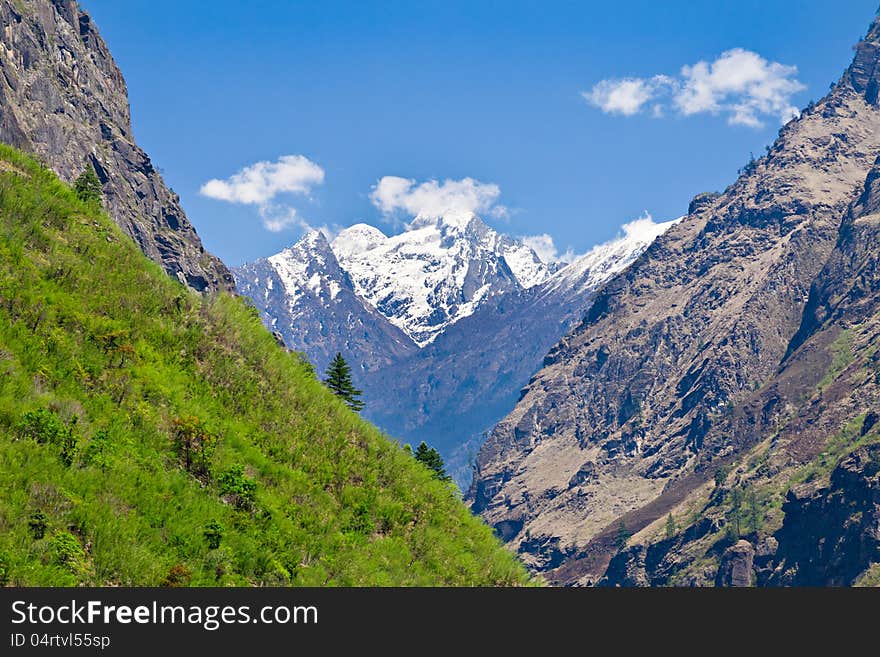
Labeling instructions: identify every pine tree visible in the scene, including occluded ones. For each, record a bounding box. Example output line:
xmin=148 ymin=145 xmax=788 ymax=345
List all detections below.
xmin=74 ymin=165 xmax=102 ymax=205
xmin=665 ymin=513 xmax=676 ymax=540
xmin=414 ymin=441 xmax=450 ymax=481
xmin=323 ymin=352 xmax=364 ymax=412
xmin=615 ymin=521 xmax=631 ymax=552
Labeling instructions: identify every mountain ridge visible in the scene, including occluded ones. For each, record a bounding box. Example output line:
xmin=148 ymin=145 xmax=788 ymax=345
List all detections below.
xmin=470 ymin=12 xmax=880 ymax=584
xmin=0 ymin=0 xmax=232 ymax=292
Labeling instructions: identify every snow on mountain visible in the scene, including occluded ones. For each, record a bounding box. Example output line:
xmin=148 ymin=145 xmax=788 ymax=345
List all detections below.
xmin=544 ymin=215 xmax=682 ymax=297
xmin=234 ymin=211 xmax=677 ymax=487
xmin=330 ymin=223 xmax=388 ymax=259
xmin=266 ymin=230 xmax=345 ymax=306
xmin=232 ymin=230 xmax=416 ymax=374
xmin=332 ymin=210 xmax=554 ymax=346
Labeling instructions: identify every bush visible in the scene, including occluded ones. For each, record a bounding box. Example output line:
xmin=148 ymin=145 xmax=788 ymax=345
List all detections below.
xmin=217 ymin=464 xmax=257 ymax=510
xmin=203 ymin=520 xmax=223 ymax=550
xmin=28 ymin=510 xmax=48 ymax=539
xmin=16 ymin=408 xmax=64 ymax=444
xmin=83 ymin=428 xmax=113 ymax=471
xmin=160 ymin=563 xmax=192 ymax=587
xmin=172 ymin=415 xmax=219 ymax=477
xmin=73 ymin=166 xmax=102 ymax=205
xmin=16 ymin=408 xmax=78 ymax=466
xmin=48 ymin=531 xmax=86 ymax=575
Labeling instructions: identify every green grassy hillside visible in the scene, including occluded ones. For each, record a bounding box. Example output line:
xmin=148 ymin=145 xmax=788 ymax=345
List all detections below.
xmin=0 ymin=145 xmax=529 ymax=586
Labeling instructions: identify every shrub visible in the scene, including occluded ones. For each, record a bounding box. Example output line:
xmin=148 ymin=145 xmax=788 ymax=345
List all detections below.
xmin=203 ymin=520 xmax=223 ymax=550
xmin=218 ymin=464 xmax=257 ymax=510
xmin=83 ymin=428 xmax=113 ymax=471
xmin=160 ymin=563 xmax=192 ymax=587
xmin=16 ymin=408 xmax=78 ymax=466
xmin=172 ymin=415 xmax=219 ymax=477
xmin=28 ymin=510 xmax=48 ymax=539
xmin=16 ymin=408 xmax=64 ymax=444
xmin=73 ymin=166 xmax=102 ymax=205
xmin=48 ymin=531 xmax=86 ymax=575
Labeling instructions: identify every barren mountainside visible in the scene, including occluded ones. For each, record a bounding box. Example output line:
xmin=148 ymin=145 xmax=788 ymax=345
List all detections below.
xmin=471 ymin=14 xmax=880 ymax=585
xmin=0 ymin=0 xmax=232 ymax=292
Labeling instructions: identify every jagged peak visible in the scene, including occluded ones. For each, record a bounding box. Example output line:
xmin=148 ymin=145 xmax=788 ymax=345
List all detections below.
xmin=332 ymin=223 xmax=387 ymax=259
xmin=409 ymin=210 xmax=480 ymax=232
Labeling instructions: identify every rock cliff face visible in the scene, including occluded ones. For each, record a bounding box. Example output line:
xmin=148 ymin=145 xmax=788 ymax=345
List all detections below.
xmin=0 ymin=0 xmax=232 ymax=292
xmin=471 ymin=15 xmax=880 ymax=584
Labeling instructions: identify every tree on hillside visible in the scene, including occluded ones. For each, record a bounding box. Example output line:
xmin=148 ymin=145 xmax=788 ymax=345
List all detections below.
xmin=665 ymin=513 xmax=676 ymax=540
xmin=615 ymin=521 xmax=631 ymax=552
xmin=323 ymin=353 xmax=364 ymax=412
xmin=74 ymin=165 xmax=102 ymax=205
xmin=414 ymin=441 xmax=450 ymax=481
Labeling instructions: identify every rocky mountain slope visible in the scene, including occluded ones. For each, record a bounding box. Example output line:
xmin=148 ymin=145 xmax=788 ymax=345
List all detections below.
xmin=0 ymin=0 xmax=232 ymax=292
xmin=471 ymin=14 xmax=880 ymax=585
xmin=235 ymin=213 xmax=674 ymax=485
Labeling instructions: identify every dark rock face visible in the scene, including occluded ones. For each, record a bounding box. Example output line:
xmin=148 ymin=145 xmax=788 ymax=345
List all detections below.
xmin=687 ymin=192 xmax=720 ymax=215
xmin=473 ymin=14 xmax=880 ymax=583
xmin=599 ymin=546 xmax=649 ymax=587
xmin=0 ymin=0 xmax=232 ymax=292
xmin=765 ymin=445 xmax=880 ymax=586
xmin=716 ymin=540 xmax=755 ymax=587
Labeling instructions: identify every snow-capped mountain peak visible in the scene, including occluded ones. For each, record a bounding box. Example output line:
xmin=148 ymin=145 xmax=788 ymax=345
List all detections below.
xmin=266 ymin=229 xmax=345 ymax=304
xmin=332 ymin=211 xmax=554 ymax=345
xmin=546 ymin=216 xmax=681 ymax=296
xmin=331 ymin=223 xmax=388 ymax=259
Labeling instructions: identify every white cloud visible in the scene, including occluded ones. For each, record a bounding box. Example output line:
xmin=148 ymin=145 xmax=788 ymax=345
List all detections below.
xmin=200 ymin=155 xmax=325 ymax=232
xmin=584 ymin=49 xmax=805 ymax=128
xmin=521 ymin=233 xmax=575 ymax=264
xmin=201 ymin=155 xmax=324 ymax=205
xmin=620 ymin=211 xmax=663 ymax=240
xmin=583 ymin=75 xmax=674 ymax=116
xmin=370 ymin=176 xmax=507 ymax=219
xmin=256 ymin=204 xmax=340 ymax=241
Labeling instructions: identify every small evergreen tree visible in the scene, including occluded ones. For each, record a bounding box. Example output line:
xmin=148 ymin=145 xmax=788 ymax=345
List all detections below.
xmin=665 ymin=513 xmax=676 ymax=540
xmin=615 ymin=521 xmax=631 ymax=552
xmin=746 ymin=488 xmax=761 ymax=534
xmin=414 ymin=441 xmax=450 ymax=481
xmin=323 ymin=353 xmax=364 ymax=412
xmin=74 ymin=165 xmax=102 ymax=205
xmin=729 ymin=486 xmax=745 ymax=538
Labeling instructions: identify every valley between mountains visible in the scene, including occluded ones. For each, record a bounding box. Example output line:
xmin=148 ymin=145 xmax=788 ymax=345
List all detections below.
xmin=1 ymin=0 xmax=879 ymax=588
xmin=234 ymin=211 xmax=675 ymax=485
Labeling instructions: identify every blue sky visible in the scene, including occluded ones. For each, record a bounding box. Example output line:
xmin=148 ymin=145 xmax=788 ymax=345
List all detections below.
xmin=81 ymin=0 xmax=878 ymax=266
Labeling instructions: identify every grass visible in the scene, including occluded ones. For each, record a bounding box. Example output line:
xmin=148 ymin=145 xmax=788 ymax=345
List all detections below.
xmin=0 ymin=144 xmax=530 ymax=586
xmin=818 ymin=328 xmax=854 ymax=392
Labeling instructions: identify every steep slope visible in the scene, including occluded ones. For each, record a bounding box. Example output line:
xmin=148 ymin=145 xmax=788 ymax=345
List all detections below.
xmin=233 ymin=231 xmax=416 ymax=375
xmin=0 ymin=0 xmax=232 ymax=292
xmin=471 ymin=16 xmax=880 ymax=583
xmin=334 ymin=212 xmax=554 ymax=346
xmin=601 ymin=141 xmax=880 ymax=587
xmin=0 ymin=145 xmax=529 ymax=586
xmin=361 ymin=217 xmax=677 ymax=485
